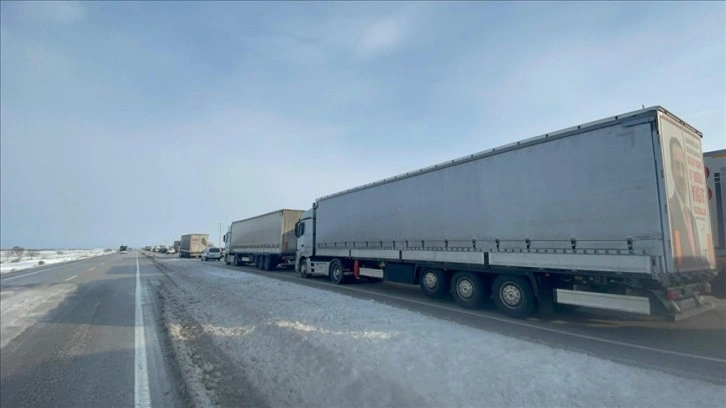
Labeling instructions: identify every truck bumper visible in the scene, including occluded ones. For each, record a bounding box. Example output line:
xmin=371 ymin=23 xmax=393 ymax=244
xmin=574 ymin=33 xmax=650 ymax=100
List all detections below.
xmin=668 ymin=300 xmax=714 ymax=322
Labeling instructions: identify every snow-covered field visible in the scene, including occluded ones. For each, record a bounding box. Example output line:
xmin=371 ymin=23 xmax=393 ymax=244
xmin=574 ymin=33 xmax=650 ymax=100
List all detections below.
xmin=154 ymin=257 xmax=725 ymax=408
xmin=0 ymin=249 xmax=111 ymax=274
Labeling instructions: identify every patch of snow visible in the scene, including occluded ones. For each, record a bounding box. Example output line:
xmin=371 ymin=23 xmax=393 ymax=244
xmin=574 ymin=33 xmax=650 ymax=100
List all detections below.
xmin=0 ymin=249 xmax=110 ymax=274
xmin=0 ymin=283 xmax=77 ymax=348
xmin=155 ymin=258 xmax=726 ymax=408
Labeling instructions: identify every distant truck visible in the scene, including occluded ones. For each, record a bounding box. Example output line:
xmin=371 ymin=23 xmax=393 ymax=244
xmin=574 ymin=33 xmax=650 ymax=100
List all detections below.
xmin=119 ymin=245 xmax=128 ymax=254
xmin=224 ymin=209 xmax=304 ymax=270
xmin=179 ymin=234 xmax=209 ymax=258
xmin=294 ymin=106 xmax=717 ymax=320
xmin=704 ymin=149 xmax=726 ymax=296
xmin=173 ymin=240 xmax=181 ymax=253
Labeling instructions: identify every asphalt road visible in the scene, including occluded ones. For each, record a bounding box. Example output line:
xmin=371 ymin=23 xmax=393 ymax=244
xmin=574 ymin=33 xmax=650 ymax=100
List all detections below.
xmin=160 ymin=254 xmax=726 ymax=386
xmin=0 ymin=251 xmax=186 ymax=408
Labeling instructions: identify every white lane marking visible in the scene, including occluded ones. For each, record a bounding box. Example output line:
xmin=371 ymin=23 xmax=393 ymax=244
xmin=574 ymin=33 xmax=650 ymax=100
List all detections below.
xmin=89 ymin=267 xmax=96 ymax=271
xmin=64 ymin=275 xmax=78 ymax=282
xmin=135 ymin=252 xmax=151 ymax=408
xmin=216 ymin=264 xmax=726 ymax=365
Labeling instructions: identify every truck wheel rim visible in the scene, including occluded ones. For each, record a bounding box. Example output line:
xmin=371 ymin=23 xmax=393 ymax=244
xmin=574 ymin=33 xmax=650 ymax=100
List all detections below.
xmin=423 ymin=272 xmax=438 ymax=290
xmin=300 ymin=263 xmax=308 ymax=277
xmin=457 ymin=279 xmax=474 ymax=299
xmin=501 ymin=284 xmax=522 ymax=307
xmin=333 ymin=266 xmax=341 ymax=281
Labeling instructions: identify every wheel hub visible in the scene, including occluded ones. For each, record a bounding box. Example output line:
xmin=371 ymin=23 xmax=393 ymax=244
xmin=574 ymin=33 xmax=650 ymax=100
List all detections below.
xmin=457 ymin=279 xmax=474 ymax=299
xmin=501 ymin=284 xmax=522 ymax=307
xmin=423 ymin=272 xmax=438 ymax=289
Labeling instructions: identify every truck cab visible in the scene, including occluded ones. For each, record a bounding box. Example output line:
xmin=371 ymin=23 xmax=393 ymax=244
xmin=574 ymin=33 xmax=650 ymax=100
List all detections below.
xmin=223 ymin=227 xmax=232 ymax=264
xmin=294 ymin=209 xmax=315 ymax=266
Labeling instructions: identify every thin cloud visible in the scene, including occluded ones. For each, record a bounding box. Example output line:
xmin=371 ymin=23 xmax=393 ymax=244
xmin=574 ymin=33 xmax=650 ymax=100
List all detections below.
xmin=356 ymin=18 xmax=405 ymax=58
xmin=12 ymin=1 xmax=87 ymax=24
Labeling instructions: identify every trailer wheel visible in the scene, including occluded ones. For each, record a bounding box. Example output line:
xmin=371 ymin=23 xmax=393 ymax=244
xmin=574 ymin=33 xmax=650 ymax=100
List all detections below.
xmin=492 ymin=275 xmax=535 ymax=318
xmin=263 ymin=256 xmax=273 ymax=271
xmin=452 ymin=271 xmax=485 ymax=309
xmin=329 ymin=259 xmax=346 ymax=285
xmin=419 ymin=268 xmax=448 ymax=299
xmin=299 ymin=259 xmax=310 ymax=279
xmin=256 ymin=256 xmax=263 ymax=269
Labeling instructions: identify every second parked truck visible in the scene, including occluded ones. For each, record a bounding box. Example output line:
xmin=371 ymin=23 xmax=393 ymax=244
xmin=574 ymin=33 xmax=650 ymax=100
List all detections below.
xmin=293 ymin=106 xmax=717 ymax=320
xmin=224 ymin=209 xmax=304 ymax=270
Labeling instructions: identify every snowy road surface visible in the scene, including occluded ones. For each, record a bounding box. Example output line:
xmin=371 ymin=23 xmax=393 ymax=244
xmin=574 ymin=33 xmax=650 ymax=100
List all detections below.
xmin=151 ymin=255 xmax=726 ymax=408
xmin=2 ymin=250 xmax=724 ymax=408
xmin=0 ymin=251 xmax=186 ymax=407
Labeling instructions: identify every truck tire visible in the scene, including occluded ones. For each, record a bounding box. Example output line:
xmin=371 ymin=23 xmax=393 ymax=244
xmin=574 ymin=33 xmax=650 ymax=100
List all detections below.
xmin=419 ymin=268 xmax=448 ymax=299
xmin=299 ymin=259 xmax=310 ymax=279
xmin=257 ymin=256 xmax=264 ymax=270
xmin=329 ymin=259 xmax=346 ymax=285
xmin=452 ymin=271 xmax=486 ymax=309
xmin=492 ymin=275 xmax=535 ymax=319
xmin=263 ymin=256 xmax=272 ymax=271
xmin=267 ymin=256 xmax=278 ymax=270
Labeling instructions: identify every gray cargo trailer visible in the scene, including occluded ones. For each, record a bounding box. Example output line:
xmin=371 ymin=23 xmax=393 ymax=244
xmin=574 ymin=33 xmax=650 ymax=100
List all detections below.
xmin=224 ymin=209 xmax=304 ymax=270
xmin=179 ymin=234 xmax=208 ymax=258
xmin=295 ymin=106 xmax=717 ymax=320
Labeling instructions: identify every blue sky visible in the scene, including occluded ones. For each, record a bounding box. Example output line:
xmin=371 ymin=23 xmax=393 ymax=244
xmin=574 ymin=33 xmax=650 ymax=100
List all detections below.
xmin=1 ymin=1 xmax=724 ymax=249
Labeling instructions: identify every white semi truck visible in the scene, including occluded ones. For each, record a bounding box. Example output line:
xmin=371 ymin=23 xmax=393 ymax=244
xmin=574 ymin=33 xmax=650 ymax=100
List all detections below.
xmin=294 ymin=106 xmax=718 ymax=320
xmin=224 ymin=209 xmax=304 ymax=270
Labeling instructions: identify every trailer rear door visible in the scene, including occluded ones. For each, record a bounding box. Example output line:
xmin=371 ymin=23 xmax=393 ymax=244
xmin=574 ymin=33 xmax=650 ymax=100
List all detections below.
xmin=658 ymin=112 xmax=716 ymax=272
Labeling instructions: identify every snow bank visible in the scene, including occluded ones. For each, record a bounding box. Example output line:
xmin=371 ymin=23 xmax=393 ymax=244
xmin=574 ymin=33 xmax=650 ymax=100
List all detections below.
xmin=0 ymin=249 xmax=110 ymax=274
xmin=156 ymin=258 xmax=725 ymax=408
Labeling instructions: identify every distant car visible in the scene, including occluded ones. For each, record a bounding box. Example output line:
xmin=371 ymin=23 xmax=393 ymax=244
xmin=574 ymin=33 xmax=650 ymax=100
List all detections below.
xmin=119 ymin=245 xmax=128 ymax=254
xmin=167 ymin=248 xmax=176 ymax=255
xmin=201 ymin=247 xmax=222 ymax=261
